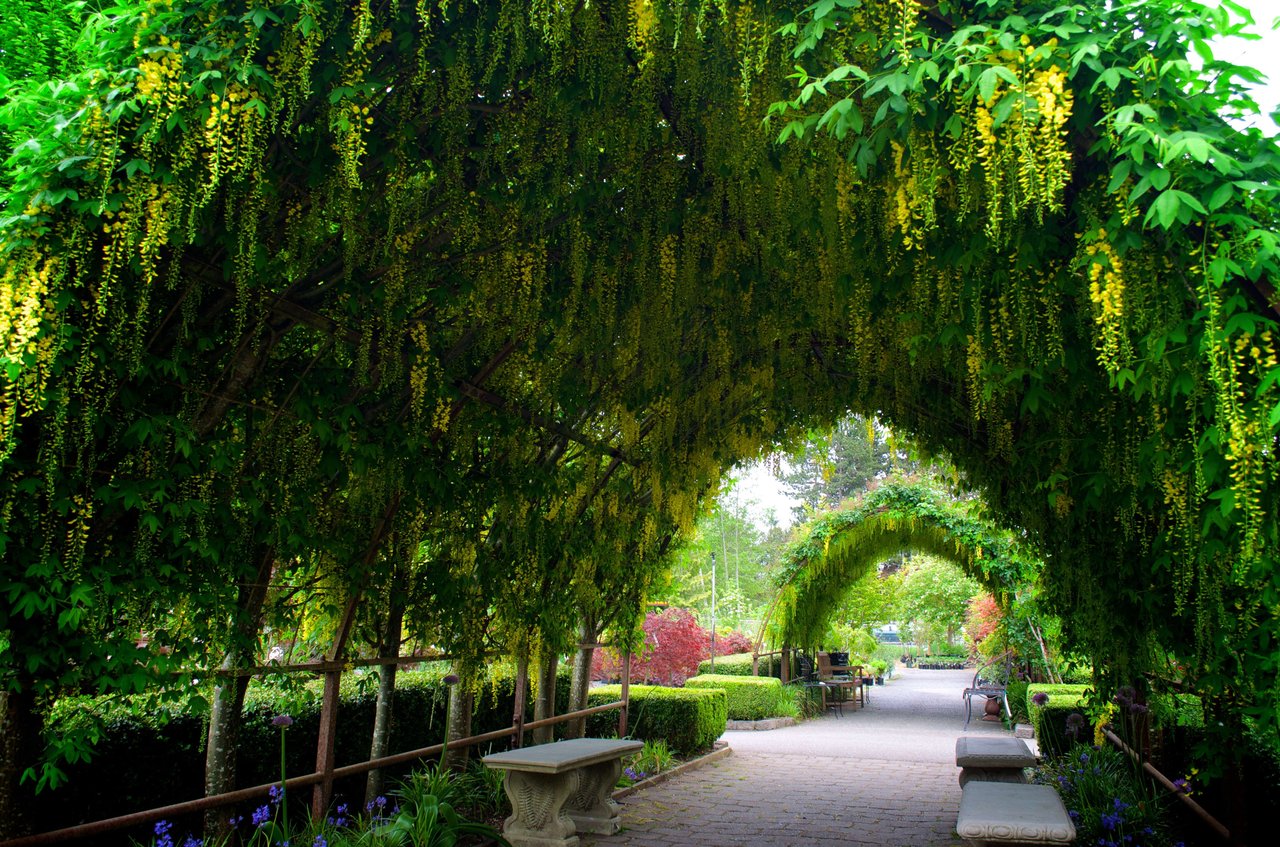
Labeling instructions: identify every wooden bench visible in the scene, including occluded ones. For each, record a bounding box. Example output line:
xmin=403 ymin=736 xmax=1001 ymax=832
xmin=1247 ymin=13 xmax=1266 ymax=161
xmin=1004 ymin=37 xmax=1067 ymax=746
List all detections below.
xmin=483 ymin=738 xmax=643 ymax=847
xmin=955 ymin=736 xmax=1036 ymax=787
xmin=957 ymin=781 xmax=1075 ymax=846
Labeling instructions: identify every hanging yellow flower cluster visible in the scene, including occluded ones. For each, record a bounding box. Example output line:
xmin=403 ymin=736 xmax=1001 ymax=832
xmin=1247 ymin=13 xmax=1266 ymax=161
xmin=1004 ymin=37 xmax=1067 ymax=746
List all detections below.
xmin=1083 ymin=230 xmax=1127 ymax=373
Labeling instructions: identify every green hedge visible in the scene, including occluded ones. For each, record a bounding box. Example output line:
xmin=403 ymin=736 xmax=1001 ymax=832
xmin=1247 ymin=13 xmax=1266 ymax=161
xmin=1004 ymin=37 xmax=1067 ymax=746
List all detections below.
xmin=1027 ymin=683 xmax=1090 ymax=758
xmin=695 ymin=652 xmax=782 ymax=678
xmin=40 ymin=662 xmax=572 ymax=839
xmin=684 ymin=674 xmax=794 ymax=721
xmin=586 ymin=685 xmax=727 ymax=755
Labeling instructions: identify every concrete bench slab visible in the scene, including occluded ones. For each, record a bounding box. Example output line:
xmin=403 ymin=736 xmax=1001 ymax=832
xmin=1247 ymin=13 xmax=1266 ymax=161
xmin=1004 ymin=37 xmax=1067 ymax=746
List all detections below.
xmin=484 ymin=738 xmax=643 ymax=847
xmin=956 ymin=736 xmax=1036 ymax=768
xmin=957 ymin=782 xmax=1076 ymax=846
xmin=956 ymin=736 xmax=1036 ymax=786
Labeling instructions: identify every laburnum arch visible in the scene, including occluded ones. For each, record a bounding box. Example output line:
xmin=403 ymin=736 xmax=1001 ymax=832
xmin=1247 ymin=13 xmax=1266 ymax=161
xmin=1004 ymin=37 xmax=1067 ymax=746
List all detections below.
xmin=0 ymin=0 xmax=1278 ymax=817
xmin=761 ymin=481 xmax=1036 ymax=650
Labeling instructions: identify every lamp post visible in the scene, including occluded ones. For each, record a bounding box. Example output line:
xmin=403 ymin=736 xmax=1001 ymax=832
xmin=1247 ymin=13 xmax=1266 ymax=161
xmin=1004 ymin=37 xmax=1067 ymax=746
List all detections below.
xmin=709 ymin=552 xmax=716 ymax=671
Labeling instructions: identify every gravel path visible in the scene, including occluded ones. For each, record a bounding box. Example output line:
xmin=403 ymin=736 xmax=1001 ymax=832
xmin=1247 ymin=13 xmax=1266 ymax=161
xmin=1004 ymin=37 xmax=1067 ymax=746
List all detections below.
xmin=581 ymin=666 xmax=1014 ymax=847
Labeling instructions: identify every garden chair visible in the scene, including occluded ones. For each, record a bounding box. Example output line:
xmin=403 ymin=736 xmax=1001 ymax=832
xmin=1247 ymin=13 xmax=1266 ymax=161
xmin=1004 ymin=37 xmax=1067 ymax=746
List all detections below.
xmin=817 ymin=651 xmax=865 ymax=707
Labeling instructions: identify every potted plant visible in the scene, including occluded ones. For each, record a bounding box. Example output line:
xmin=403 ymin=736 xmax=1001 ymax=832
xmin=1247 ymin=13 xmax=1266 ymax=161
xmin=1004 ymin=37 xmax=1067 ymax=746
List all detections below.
xmin=870 ymin=659 xmax=888 ymax=684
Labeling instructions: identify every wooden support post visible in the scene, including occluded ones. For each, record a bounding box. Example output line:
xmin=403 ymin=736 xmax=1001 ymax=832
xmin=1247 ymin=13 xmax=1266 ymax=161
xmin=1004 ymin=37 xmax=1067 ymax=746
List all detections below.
xmin=618 ymin=649 xmax=631 ymax=738
xmin=512 ymin=653 xmax=529 ymax=749
xmin=312 ymin=669 xmax=342 ymax=819
xmin=781 ymin=645 xmax=791 ymax=684
xmin=751 ymin=653 xmax=759 ymax=677
xmin=311 ymin=591 xmax=363 ymax=819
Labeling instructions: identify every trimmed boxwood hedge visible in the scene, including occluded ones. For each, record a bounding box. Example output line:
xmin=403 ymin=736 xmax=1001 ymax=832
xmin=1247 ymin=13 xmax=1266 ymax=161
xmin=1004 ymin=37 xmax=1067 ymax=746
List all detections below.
xmin=586 ymin=685 xmax=727 ymax=755
xmin=1027 ymin=683 xmax=1090 ymax=757
xmin=695 ymin=652 xmax=782 ymax=678
xmin=684 ymin=674 xmax=793 ymax=721
xmin=39 ymin=662 xmax=571 ymax=839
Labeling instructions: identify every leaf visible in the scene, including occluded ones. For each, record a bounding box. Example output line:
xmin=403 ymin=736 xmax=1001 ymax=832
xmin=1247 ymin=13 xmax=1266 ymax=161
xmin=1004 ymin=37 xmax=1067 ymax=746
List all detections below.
xmin=1150 ymin=189 xmax=1181 ymax=229
xmin=1207 ymin=182 xmax=1234 ymax=210
xmin=1107 ymin=160 xmax=1132 ymax=193
xmin=1093 ymin=67 xmax=1122 ymax=92
xmin=977 ymin=66 xmax=1001 ymax=104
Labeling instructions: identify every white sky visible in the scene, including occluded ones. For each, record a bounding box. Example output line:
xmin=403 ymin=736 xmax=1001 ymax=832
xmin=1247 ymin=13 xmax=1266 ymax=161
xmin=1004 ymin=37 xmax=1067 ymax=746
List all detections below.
xmin=731 ymin=4 xmax=1279 ymax=532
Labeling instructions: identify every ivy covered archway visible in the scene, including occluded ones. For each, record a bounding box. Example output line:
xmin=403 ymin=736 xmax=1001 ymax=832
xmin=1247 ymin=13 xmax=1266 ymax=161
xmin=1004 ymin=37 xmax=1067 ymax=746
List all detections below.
xmin=763 ymin=481 xmax=1037 ymax=650
xmin=0 ymin=0 xmax=1278 ymax=823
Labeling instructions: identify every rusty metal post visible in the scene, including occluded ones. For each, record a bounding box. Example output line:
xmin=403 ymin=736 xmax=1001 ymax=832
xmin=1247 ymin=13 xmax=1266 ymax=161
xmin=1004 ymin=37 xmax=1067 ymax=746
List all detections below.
xmin=511 ymin=653 xmax=529 ymax=749
xmin=618 ymin=649 xmax=631 ymax=738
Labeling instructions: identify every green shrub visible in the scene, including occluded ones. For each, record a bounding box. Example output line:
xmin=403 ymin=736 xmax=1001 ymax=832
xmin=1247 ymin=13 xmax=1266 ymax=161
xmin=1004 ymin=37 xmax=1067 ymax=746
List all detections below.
xmin=695 ymin=652 xmax=781 ymax=678
xmin=1006 ymin=680 xmax=1030 ymax=722
xmin=684 ymin=674 xmax=795 ymax=720
xmin=40 ymin=662 xmax=573 ymax=835
xmin=586 ymin=685 xmax=726 ymax=755
xmin=1028 ymin=683 xmax=1090 ymax=758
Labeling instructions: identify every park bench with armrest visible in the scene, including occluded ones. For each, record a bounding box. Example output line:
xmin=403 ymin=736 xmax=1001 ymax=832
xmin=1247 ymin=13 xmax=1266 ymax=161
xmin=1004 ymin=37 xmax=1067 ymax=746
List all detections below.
xmin=483 ymin=738 xmax=643 ymax=847
xmin=962 ymin=653 xmax=1014 ymax=728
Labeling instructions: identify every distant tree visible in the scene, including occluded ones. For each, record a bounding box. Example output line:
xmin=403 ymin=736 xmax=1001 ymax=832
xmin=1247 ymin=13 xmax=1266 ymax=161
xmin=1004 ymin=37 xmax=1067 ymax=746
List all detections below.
xmin=897 ymin=556 xmax=982 ymax=650
xmin=828 ymin=564 xmax=902 ymax=637
xmin=781 ymin=416 xmax=903 ymax=520
xmin=658 ymin=477 xmax=785 ymax=632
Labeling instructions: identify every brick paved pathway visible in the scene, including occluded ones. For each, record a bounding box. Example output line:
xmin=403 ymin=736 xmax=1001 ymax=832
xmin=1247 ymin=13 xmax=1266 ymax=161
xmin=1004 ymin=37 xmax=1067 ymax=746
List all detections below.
xmin=583 ymin=667 xmax=1012 ymax=847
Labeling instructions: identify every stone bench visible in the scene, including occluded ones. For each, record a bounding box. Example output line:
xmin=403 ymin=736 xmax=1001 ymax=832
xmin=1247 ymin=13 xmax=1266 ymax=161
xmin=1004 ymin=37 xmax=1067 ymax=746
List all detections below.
xmin=956 ymin=736 xmax=1036 ymax=787
xmin=957 ymin=781 xmax=1075 ymax=846
xmin=483 ymin=738 xmax=643 ymax=847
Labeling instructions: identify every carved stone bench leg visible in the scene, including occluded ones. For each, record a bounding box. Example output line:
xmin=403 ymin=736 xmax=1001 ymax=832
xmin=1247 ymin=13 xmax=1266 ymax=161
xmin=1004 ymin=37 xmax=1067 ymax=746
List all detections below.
xmin=501 ymin=769 xmax=582 ymax=847
xmin=565 ymin=758 xmax=625 ymax=835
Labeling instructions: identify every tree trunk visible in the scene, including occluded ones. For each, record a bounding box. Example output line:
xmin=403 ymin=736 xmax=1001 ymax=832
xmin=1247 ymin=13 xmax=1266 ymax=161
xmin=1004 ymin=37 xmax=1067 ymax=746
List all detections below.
xmin=364 ymin=588 xmax=405 ymax=805
xmin=204 ymin=656 xmax=254 ymax=837
xmin=204 ymin=550 xmax=274 ymax=838
xmin=443 ymin=682 xmax=474 ymax=770
xmin=0 ymin=685 xmax=41 ymax=839
xmin=532 ymin=647 xmax=559 ymax=745
xmin=565 ymin=615 xmax=600 ymax=739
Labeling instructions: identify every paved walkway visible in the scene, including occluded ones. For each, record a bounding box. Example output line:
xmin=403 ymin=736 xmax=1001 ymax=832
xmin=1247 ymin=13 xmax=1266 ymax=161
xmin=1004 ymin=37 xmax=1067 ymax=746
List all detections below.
xmin=584 ymin=667 xmax=1014 ymax=847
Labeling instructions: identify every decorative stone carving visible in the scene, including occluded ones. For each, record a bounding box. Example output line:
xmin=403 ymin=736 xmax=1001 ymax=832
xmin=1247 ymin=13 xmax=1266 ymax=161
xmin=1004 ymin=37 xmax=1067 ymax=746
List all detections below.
xmin=956 ymin=782 xmax=1076 ymax=845
xmin=484 ymin=738 xmax=644 ymax=847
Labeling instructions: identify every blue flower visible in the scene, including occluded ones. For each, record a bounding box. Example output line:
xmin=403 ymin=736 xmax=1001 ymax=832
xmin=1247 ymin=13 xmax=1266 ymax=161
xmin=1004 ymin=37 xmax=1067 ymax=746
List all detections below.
xmin=228 ymin=816 xmax=243 ymax=828
xmin=313 ymin=837 xmax=327 ymax=847
xmin=1079 ymin=752 xmax=1090 ymax=764
xmin=252 ymin=805 xmax=271 ymax=827
xmin=182 ymin=838 xmax=202 ymax=847
xmin=269 ymin=784 xmax=283 ymax=805
xmin=1068 ymin=810 xmax=1080 ymax=820
xmin=154 ymin=820 xmax=174 ymax=847
xmin=1101 ymin=811 xmax=1122 ymax=831
xmin=272 ymin=714 xmax=294 ymax=728
xmin=1113 ymin=798 xmax=1129 ymax=811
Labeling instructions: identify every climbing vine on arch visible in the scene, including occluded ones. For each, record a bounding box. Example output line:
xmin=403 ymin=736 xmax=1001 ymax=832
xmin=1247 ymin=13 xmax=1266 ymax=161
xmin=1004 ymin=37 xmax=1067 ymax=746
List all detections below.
xmin=765 ymin=480 xmax=1041 ymax=649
